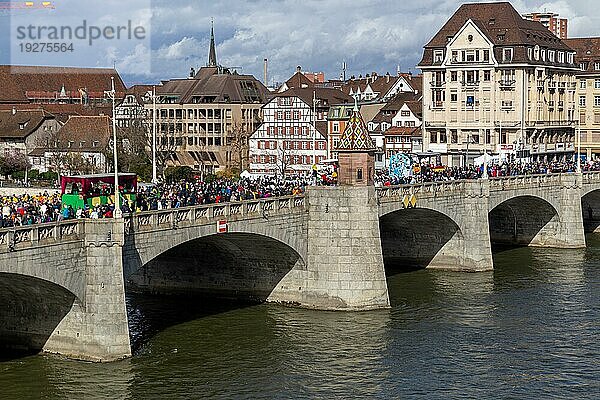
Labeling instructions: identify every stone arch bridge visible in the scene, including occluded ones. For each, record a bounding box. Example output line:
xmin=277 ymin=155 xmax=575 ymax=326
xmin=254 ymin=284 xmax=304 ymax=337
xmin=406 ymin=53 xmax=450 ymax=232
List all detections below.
xmin=2 ymin=172 xmax=600 ymax=361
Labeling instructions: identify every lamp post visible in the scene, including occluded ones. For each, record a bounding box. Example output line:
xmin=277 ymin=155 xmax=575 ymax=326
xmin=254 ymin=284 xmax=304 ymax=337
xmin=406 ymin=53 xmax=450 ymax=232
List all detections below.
xmin=576 ymin=101 xmax=582 ymax=173
xmin=111 ymin=77 xmax=122 ymax=219
xmin=312 ymin=90 xmax=317 ymax=165
xmin=152 ymin=85 xmax=157 ymax=183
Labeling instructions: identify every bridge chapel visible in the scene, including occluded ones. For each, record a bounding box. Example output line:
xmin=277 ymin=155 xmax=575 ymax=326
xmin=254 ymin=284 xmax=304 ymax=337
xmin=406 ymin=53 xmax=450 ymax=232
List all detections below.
xmin=336 ymin=101 xmax=377 ymax=185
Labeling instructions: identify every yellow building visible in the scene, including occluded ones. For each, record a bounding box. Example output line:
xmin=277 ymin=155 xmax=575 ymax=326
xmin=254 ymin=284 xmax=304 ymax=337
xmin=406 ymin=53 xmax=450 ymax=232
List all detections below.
xmin=564 ymin=38 xmax=600 ymax=160
xmin=419 ymin=2 xmax=579 ymax=166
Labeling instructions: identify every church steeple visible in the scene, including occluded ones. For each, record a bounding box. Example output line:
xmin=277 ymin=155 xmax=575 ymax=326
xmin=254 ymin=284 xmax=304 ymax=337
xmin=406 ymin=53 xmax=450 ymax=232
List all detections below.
xmin=208 ymin=18 xmax=217 ymax=67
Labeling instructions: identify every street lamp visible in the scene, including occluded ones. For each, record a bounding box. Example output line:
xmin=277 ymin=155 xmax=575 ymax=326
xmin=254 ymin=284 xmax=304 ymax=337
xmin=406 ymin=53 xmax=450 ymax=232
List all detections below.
xmin=576 ymin=100 xmax=582 ymax=173
xmin=111 ymin=77 xmax=122 ymax=219
xmin=152 ymin=85 xmax=157 ymax=183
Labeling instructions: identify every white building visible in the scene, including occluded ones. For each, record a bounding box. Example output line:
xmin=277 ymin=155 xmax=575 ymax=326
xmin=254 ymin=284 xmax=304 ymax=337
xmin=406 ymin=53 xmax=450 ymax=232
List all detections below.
xmin=249 ymin=87 xmax=353 ymax=175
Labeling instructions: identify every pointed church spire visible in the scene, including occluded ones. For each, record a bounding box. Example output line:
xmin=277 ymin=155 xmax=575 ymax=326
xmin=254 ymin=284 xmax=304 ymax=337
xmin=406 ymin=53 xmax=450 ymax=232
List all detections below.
xmin=208 ymin=18 xmax=217 ymax=67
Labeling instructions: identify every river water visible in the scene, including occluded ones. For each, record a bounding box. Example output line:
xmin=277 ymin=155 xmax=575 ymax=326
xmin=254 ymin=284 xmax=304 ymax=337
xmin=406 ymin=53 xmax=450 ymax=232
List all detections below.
xmin=1 ymin=237 xmax=599 ymax=399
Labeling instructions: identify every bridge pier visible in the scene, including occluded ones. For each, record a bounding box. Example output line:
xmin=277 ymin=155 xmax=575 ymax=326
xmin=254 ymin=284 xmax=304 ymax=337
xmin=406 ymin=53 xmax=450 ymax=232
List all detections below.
xmin=42 ymin=219 xmax=131 ymax=362
xmin=269 ymin=186 xmax=390 ymax=310
xmin=542 ymin=173 xmax=586 ymax=249
xmin=429 ymin=181 xmax=494 ymax=272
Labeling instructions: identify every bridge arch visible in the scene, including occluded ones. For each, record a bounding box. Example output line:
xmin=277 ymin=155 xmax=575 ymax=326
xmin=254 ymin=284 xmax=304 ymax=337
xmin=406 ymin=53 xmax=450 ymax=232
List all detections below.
xmin=378 ymin=205 xmax=466 ymax=271
xmin=0 ymin=272 xmax=76 ymax=354
xmin=123 ymin=216 xmax=307 ymax=302
xmin=581 ymin=188 xmax=600 ymax=232
xmin=488 ymin=195 xmax=559 ymax=246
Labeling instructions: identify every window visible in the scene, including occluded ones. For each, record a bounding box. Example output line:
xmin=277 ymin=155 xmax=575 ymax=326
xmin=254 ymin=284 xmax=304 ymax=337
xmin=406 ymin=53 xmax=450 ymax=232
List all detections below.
xmin=439 ymin=131 xmax=447 ymax=143
xmin=548 ymin=50 xmax=555 ymax=62
xmin=430 ymin=131 xmax=437 ymax=143
xmin=284 ymin=111 xmax=291 ymax=120
xmin=502 ymin=48 xmax=513 ymax=62
xmin=497 ymin=34 xmax=505 ymax=41
xmin=595 ymin=96 xmax=600 ymax=107
xmin=406 ymin=121 xmax=416 ymax=127
xmin=434 ymin=50 xmax=444 ymax=63
xmin=485 ymin=129 xmax=491 ymax=144
xmin=294 ymin=126 xmax=299 ymax=135
xmin=595 ymin=79 xmax=600 ymax=89
xmin=451 ymin=130 xmax=458 ymax=143
xmin=581 ymin=62 xmax=589 ymax=71
xmin=332 ymin=122 xmax=339 ymax=133
xmin=451 ymin=71 xmax=457 ymax=81
xmin=580 ymin=96 xmax=586 ymax=107
xmin=528 ymin=47 xmax=533 ymax=60
xmin=276 ymin=111 xmax=282 ymax=120
xmin=484 ymin=71 xmax=491 ymax=81
xmin=451 ymin=50 xmax=458 ymax=63
xmin=400 ymin=110 xmax=410 ymax=116
xmin=293 ymin=110 xmax=300 ymax=120
xmin=581 ymin=80 xmax=587 ymax=89
xmin=483 ymin=50 xmax=490 ymax=62
xmin=451 ymin=93 xmax=458 ymax=102
xmin=595 ymin=63 xmax=600 ymax=71
xmin=318 ymin=141 xmax=325 ymax=150
xmin=557 ymin=52 xmax=564 ymax=63
xmin=541 ymin=49 xmax=546 ymax=61
xmin=356 ymin=168 xmax=363 ymax=181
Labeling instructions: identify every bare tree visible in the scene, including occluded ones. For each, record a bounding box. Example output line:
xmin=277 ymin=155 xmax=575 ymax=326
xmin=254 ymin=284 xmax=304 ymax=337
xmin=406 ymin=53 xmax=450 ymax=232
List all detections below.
xmin=227 ymin=122 xmax=252 ymax=172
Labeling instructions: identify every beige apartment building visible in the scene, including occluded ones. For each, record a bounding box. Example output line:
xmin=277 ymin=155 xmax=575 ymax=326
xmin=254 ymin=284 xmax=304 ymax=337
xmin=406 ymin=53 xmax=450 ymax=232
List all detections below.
xmin=419 ymin=2 xmax=579 ymax=166
xmin=146 ymin=24 xmax=268 ymax=174
xmin=564 ymin=37 xmax=600 ymax=161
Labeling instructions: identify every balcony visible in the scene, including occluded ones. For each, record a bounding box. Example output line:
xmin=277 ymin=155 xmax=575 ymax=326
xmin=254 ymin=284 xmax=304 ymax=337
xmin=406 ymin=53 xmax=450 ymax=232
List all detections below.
xmin=431 ymin=101 xmax=445 ymax=109
xmin=430 ymin=80 xmax=446 ymax=88
xmin=499 ymin=79 xmax=516 ymax=88
xmin=461 ymin=80 xmax=480 ymax=87
xmin=548 ymin=81 xmax=557 ymax=90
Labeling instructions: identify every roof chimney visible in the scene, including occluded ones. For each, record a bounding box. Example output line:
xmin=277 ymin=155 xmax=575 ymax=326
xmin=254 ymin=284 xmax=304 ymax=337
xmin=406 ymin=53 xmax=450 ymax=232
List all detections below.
xmin=297 ymin=65 xmax=302 ymax=73
xmin=12 ymin=107 xmax=16 ymax=115
xmin=190 ymin=67 xmax=195 ymax=78
xmin=264 ymin=58 xmax=268 ymax=86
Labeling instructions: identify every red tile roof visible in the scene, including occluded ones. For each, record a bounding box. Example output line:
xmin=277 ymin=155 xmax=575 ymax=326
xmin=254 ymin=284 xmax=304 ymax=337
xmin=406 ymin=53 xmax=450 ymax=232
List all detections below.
xmin=0 ymin=65 xmax=126 ymax=104
xmin=420 ymin=2 xmax=574 ymax=67
xmin=55 ymin=115 xmax=111 ymax=152
xmin=0 ymin=109 xmax=54 ymax=139
xmin=563 ymin=37 xmax=600 ymax=74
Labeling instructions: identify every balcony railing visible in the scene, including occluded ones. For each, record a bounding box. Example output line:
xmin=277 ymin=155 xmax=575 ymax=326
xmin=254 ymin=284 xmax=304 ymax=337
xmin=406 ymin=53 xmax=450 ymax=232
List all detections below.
xmin=461 ymin=80 xmax=480 ymax=87
xmin=499 ymin=79 xmax=516 ymax=87
xmin=430 ymin=80 xmax=446 ymax=88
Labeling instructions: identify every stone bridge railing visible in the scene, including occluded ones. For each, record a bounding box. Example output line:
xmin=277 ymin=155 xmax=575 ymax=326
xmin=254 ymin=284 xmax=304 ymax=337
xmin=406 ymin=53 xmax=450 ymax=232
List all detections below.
xmin=582 ymin=171 xmax=600 ymax=185
xmin=376 ymin=180 xmax=470 ymax=203
xmin=0 ymin=220 xmax=82 ymax=253
xmin=488 ymin=173 xmax=564 ymax=191
xmin=124 ymin=195 xmax=306 ymax=233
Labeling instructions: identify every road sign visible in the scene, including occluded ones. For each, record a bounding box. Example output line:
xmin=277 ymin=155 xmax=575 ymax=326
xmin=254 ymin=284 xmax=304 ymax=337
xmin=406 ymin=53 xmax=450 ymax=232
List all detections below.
xmin=216 ymin=220 xmax=227 ymax=233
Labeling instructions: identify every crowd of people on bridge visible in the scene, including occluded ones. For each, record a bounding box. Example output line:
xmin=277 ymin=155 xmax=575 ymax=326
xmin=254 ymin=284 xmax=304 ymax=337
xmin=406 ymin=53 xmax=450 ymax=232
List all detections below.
xmin=374 ymin=160 xmax=600 ymax=186
xmin=3 ymin=159 xmax=600 ymax=227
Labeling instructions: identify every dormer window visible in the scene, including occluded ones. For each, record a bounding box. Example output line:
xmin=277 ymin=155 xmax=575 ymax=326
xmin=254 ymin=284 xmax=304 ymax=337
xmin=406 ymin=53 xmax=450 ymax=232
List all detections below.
xmin=497 ymin=34 xmax=505 ymax=41
xmin=534 ymin=45 xmax=540 ymax=61
xmin=19 ymin=123 xmax=25 ymax=130
xmin=502 ymin=48 xmax=513 ymax=63
xmin=528 ymin=47 xmax=533 ymax=60
xmin=489 ymin=18 xmax=495 ymax=25
xmin=595 ymin=63 xmax=600 ymax=71
xmin=433 ymin=50 xmax=444 ymax=63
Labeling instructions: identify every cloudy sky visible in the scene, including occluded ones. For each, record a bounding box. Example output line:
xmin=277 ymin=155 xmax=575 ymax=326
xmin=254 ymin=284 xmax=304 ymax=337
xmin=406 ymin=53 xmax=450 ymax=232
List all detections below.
xmin=0 ymin=0 xmax=598 ymax=86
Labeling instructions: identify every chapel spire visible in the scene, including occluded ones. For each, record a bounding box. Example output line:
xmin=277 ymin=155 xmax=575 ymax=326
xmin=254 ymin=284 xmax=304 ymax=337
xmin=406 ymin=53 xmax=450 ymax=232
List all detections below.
xmin=208 ymin=18 xmax=217 ymax=67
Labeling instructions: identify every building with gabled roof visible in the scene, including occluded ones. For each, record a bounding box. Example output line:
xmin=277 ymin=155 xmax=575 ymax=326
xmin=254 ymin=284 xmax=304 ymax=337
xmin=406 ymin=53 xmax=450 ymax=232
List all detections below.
xmin=564 ymin=37 xmax=600 ymax=160
xmin=29 ymin=115 xmax=112 ymax=174
xmin=419 ymin=1 xmax=579 ymax=166
xmin=249 ymin=85 xmax=353 ymax=176
xmin=341 ymin=72 xmax=422 ymax=103
xmin=0 ymin=108 xmax=60 ymax=155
